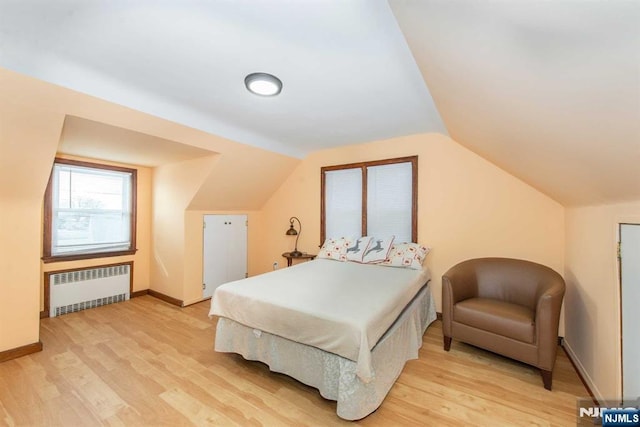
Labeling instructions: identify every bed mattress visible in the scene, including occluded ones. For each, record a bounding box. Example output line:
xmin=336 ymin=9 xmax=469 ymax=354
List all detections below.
xmin=209 ymin=258 xmax=431 ymax=382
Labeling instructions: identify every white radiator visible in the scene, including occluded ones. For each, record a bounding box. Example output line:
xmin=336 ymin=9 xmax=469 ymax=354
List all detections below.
xmin=49 ymin=264 xmax=130 ymax=317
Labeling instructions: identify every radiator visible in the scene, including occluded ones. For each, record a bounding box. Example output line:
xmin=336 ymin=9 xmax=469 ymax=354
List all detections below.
xmin=49 ymin=264 xmax=131 ymax=317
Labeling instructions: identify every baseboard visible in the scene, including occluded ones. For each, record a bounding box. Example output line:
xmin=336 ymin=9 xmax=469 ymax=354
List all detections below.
xmin=183 ymin=296 xmax=211 ymax=307
xmin=147 ymin=289 xmax=183 ymax=307
xmin=562 ymin=339 xmax=602 ymax=405
xmin=131 ymin=288 xmax=183 ymax=307
xmin=40 ymin=310 xmax=49 ymax=319
xmin=130 ymin=290 xmax=149 ymax=298
xmin=0 ymin=341 xmax=43 ymax=363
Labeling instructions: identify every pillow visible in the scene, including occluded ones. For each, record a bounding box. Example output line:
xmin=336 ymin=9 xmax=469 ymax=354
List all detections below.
xmin=380 ymin=242 xmax=431 ymax=270
xmin=318 ymin=237 xmax=352 ymax=261
xmin=345 ymin=236 xmax=373 ymax=262
xmin=362 ymin=236 xmax=395 ymax=264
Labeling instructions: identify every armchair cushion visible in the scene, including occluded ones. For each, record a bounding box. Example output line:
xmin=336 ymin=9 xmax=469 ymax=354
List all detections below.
xmin=454 ymin=298 xmax=534 ymax=344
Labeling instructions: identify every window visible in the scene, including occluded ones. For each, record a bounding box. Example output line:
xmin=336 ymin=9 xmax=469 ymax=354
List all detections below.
xmin=321 ymin=156 xmax=417 ymax=244
xmin=43 ymin=158 xmax=137 ymax=262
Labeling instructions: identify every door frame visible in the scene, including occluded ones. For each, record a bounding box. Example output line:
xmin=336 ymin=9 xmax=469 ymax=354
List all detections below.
xmin=617 ymin=221 xmax=640 ymax=401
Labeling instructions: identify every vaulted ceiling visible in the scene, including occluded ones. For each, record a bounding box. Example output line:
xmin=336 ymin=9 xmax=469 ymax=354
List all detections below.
xmin=390 ymin=0 xmax=640 ymax=206
xmin=0 ymin=0 xmax=638 ymax=206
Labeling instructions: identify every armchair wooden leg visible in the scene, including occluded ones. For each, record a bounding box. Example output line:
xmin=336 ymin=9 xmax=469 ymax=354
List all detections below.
xmin=540 ymin=369 xmax=552 ymax=390
xmin=443 ymin=336 xmax=452 ymax=351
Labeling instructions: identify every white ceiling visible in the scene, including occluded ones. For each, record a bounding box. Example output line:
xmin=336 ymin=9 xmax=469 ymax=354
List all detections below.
xmin=0 ymin=0 xmax=445 ymax=158
xmin=1 ymin=0 xmax=639 ymax=206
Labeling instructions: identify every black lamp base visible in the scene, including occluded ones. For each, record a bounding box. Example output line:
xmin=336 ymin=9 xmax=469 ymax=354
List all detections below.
xmin=289 ymin=250 xmax=303 ymax=257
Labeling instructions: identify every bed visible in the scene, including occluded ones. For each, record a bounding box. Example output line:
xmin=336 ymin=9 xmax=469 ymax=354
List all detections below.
xmin=208 ymin=258 xmax=436 ymax=420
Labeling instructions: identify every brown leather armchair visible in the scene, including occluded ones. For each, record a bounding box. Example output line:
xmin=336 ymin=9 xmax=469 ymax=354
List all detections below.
xmin=442 ymin=258 xmax=565 ymax=390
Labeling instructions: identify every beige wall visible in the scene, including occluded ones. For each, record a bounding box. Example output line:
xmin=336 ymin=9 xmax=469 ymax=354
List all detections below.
xmin=40 ymin=154 xmax=153 ymax=311
xmin=258 ymin=133 xmax=566 ymax=323
xmin=151 ymin=156 xmax=216 ymax=301
xmin=564 ymin=200 xmax=640 ymax=401
xmin=0 ymin=103 xmax=63 ymax=352
xmin=0 ymin=67 xmax=298 ymax=355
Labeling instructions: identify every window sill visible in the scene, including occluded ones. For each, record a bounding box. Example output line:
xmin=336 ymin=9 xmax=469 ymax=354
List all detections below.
xmin=42 ymin=249 xmax=137 ymax=264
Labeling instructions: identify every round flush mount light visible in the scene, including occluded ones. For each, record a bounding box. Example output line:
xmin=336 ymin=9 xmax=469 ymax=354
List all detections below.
xmin=244 ymin=72 xmax=282 ymax=97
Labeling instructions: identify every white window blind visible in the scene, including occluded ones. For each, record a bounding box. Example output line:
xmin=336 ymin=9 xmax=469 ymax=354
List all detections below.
xmin=322 ymin=157 xmax=416 ymax=243
xmin=324 ymin=168 xmax=362 ymax=239
xmin=51 ymin=163 xmax=132 ymax=256
xmin=367 ymin=162 xmax=413 ymax=243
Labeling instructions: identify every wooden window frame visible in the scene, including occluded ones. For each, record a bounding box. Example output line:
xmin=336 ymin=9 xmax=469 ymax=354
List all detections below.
xmin=320 ymin=155 xmax=418 ymax=244
xmin=42 ymin=158 xmax=137 ymax=263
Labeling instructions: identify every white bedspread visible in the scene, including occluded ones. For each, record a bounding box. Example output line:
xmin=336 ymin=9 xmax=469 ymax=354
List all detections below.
xmin=209 ymin=259 xmax=430 ymax=382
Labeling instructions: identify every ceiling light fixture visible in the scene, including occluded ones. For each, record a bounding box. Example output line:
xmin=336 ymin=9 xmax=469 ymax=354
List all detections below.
xmin=244 ymin=72 xmax=282 ymax=97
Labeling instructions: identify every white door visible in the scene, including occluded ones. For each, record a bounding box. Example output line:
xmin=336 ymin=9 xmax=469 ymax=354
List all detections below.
xmin=620 ymin=223 xmax=640 ymax=400
xmin=203 ymin=215 xmax=247 ymax=299
xmin=225 ymin=216 xmax=248 ymax=284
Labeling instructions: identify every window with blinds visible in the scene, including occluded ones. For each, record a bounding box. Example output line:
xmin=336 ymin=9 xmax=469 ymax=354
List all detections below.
xmin=324 ymin=168 xmax=363 ymax=239
xmin=321 ymin=156 xmax=417 ymax=244
xmin=43 ymin=158 xmax=137 ymax=262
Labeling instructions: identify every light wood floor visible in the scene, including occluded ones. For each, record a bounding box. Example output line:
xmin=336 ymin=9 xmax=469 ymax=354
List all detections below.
xmin=0 ymin=296 xmax=588 ymax=426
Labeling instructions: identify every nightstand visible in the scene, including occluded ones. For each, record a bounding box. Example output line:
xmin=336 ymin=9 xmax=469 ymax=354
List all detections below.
xmin=281 ymin=252 xmax=317 ymax=267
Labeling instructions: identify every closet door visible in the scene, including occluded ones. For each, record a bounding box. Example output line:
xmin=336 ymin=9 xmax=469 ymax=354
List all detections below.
xmin=225 ymin=215 xmax=248 ymax=283
xmin=620 ymin=223 xmax=640 ymax=400
xmin=202 ymin=214 xmax=247 ymax=299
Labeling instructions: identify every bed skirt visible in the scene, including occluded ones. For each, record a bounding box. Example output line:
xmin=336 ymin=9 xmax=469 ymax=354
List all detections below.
xmin=214 ymin=283 xmax=436 ymax=420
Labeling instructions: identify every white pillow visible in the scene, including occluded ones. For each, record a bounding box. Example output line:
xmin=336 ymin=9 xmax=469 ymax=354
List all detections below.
xmin=345 ymin=236 xmax=373 ymax=262
xmin=362 ymin=236 xmax=395 ymax=264
xmin=318 ymin=237 xmax=352 ymax=261
xmin=380 ymin=243 xmax=431 ymax=269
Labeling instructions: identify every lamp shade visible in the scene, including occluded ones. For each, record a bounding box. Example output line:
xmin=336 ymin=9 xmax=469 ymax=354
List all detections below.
xmin=286 ymin=224 xmax=298 ymax=235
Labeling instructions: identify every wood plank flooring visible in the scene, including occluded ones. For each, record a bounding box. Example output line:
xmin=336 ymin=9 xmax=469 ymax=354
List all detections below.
xmin=0 ymin=296 xmax=589 ymax=426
